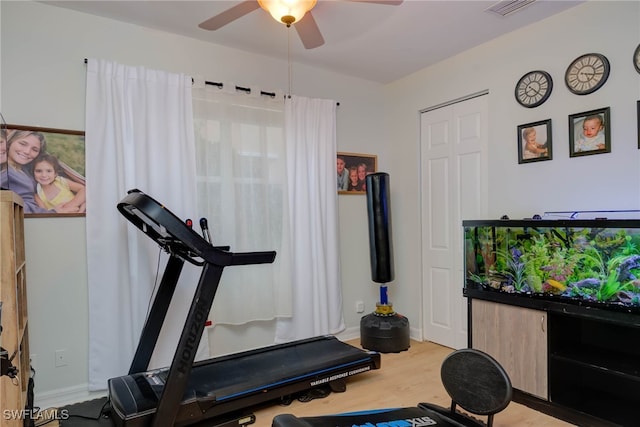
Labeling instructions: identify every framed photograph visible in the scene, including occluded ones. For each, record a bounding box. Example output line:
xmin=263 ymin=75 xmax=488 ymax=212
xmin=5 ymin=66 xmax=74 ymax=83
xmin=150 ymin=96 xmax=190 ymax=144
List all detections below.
xmin=517 ymin=119 xmax=552 ymax=164
xmin=337 ymin=152 xmax=377 ymax=194
xmin=3 ymin=125 xmax=85 ymax=217
xmin=569 ymin=107 xmax=611 ymax=157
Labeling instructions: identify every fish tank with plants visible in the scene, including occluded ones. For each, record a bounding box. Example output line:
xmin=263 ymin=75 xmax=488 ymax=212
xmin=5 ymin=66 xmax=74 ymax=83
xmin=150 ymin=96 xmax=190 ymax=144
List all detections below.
xmin=463 ymin=216 xmax=640 ymax=313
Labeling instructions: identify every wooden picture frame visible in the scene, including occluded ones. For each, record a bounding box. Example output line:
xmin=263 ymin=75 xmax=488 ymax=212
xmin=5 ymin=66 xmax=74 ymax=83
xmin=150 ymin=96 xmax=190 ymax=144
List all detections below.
xmin=4 ymin=125 xmax=86 ymax=217
xmin=569 ymin=107 xmax=611 ymax=157
xmin=517 ymin=119 xmax=552 ymax=164
xmin=337 ymin=152 xmax=377 ymax=194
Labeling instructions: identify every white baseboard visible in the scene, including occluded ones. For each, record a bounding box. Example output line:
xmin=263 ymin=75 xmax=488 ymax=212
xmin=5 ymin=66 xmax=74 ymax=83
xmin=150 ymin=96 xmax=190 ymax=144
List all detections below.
xmin=410 ymin=326 xmax=422 ymax=341
xmin=35 ymin=384 xmax=106 ymax=410
xmin=335 ymin=326 xmax=360 ymax=341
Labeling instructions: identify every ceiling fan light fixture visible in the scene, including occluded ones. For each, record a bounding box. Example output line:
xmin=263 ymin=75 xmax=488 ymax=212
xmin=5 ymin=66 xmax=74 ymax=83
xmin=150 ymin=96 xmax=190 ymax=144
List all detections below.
xmin=258 ymin=0 xmax=317 ymax=27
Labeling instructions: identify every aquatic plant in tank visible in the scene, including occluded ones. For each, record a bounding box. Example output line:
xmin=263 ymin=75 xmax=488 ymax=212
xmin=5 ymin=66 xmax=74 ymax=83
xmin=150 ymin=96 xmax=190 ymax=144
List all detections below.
xmin=463 ymin=219 xmax=640 ymax=311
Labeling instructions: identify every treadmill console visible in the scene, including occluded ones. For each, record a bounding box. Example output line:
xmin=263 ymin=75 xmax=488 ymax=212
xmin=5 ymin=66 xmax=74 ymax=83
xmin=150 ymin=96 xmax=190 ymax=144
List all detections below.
xmin=117 ymin=189 xmax=275 ymax=266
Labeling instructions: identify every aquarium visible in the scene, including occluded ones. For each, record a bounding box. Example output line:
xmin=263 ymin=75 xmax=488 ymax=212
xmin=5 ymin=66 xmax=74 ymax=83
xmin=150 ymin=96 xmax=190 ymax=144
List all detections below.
xmin=463 ymin=218 xmax=640 ymax=313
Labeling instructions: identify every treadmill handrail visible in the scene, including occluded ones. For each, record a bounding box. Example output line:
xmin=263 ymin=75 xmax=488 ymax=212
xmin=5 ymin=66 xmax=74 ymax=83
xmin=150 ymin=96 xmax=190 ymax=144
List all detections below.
xmin=117 ymin=189 xmax=276 ymax=266
xmin=116 ymin=189 xmax=276 ymax=427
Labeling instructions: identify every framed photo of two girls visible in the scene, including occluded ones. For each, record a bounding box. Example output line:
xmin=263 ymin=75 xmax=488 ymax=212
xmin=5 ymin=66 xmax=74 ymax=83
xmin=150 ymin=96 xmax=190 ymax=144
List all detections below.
xmin=2 ymin=124 xmax=85 ymax=217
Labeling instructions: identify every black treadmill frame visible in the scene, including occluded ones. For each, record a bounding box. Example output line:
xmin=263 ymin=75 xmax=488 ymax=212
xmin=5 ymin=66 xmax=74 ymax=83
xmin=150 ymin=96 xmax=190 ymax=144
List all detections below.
xmin=110 ymin=190 xmax=381 ymax=427
xmin=115 ymin=189 xmax=277 ymax=426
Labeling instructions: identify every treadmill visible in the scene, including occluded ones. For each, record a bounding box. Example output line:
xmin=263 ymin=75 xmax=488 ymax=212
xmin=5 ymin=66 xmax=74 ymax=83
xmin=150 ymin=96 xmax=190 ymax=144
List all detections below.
xmin=108 ymin=190 xmax=381 ymax=427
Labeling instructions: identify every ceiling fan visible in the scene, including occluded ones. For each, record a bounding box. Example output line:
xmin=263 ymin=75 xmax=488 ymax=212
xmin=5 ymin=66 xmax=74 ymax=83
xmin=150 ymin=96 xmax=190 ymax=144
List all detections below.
xmin=198 ymin=0 xmax=403 ymax=50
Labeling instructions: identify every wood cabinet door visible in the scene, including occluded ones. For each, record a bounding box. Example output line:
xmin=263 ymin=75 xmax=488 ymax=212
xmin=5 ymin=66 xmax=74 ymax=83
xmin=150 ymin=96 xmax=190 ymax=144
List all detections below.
xmin=471 ymin=299 xmax=548 ymax=399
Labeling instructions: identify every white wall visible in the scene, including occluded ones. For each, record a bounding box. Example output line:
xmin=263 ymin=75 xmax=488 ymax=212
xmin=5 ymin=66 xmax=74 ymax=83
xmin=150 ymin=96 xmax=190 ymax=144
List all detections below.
xmin=1 ymin=0 xmax=386 ymax=404
xmin=3 ymin=0 xmax=640 ymax=408
xmin=385 ymin=1 xmax=640 ymax=331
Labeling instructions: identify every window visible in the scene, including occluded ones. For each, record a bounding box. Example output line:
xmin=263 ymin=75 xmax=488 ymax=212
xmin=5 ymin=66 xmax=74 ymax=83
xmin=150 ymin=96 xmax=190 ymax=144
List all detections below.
xmin=192 ymin=89 xmax=291 ymax=324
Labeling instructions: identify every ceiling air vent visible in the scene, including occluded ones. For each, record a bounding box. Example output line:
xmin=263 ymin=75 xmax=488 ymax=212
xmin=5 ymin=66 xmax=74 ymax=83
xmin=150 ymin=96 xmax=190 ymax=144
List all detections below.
xmin=486 ymin=0 xmax=536 ymax=16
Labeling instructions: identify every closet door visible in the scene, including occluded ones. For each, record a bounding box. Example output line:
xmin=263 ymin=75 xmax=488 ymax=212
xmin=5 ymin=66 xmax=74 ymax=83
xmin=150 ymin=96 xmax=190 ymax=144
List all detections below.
xmin=420 ymin=94 xmax=488 ymax=349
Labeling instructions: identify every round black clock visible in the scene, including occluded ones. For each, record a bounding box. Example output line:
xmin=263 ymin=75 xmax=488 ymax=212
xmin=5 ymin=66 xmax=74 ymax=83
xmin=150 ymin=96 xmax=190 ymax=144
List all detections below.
xmin=565 ymin=53 xmax=610 ymax=95
xmin=515 ymin=70 xmax=553 ymax=108
xmin=634 ymin=43 xmax=640 ymax=74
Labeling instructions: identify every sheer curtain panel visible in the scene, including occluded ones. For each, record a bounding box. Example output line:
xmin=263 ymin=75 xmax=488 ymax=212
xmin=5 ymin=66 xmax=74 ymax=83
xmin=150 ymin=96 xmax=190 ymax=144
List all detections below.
xmin=192 ymin=85 xmax=292 ymax=325
xmin=85 ymin=59 xmax=207 ymax=390
xmin=275 ymin=95 xmax=345 ymax=342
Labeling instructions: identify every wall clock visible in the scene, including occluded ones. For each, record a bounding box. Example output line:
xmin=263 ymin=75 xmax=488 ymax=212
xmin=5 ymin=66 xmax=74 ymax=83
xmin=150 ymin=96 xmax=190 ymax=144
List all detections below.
xmin=565 ymin=53 xmax=610 ymax=95
xmin=515 ymin=70 xmax=553 ymax=108
xmin=634 ymin=43 xmax=640 ymax=74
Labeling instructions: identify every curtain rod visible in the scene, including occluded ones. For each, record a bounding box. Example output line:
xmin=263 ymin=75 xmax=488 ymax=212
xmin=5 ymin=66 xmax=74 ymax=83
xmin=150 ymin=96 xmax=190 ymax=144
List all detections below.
xmin=200 ymin=80 xmax=276 ymax=99
xmin=83 ymin=58 xmax=276 ymax=98
xmin=83 ymin=58 xmax=339 ymax=104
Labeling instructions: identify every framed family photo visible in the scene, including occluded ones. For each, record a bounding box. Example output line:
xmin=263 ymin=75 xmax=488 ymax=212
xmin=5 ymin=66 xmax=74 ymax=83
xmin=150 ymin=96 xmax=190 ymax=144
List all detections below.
xmin=3 ymin=124 xmax=86 ymax=217
xmin=337 ymin=152 xmax=377 ymax=194
xmin=569 ymin=107 xmax=611 ymax=158
xmin=517 ymin=119 xmax=552 ymax=164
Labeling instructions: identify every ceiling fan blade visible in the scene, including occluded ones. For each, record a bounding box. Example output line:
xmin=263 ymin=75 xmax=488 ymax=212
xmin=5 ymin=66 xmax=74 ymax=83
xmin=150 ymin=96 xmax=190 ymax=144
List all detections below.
xmin=345 ymin=0 xmax=403 ymax=5
xmin=198 ymin=1 xmax=261 ymax=31
xmin=294 ymin=11 xmax=324 ymax=49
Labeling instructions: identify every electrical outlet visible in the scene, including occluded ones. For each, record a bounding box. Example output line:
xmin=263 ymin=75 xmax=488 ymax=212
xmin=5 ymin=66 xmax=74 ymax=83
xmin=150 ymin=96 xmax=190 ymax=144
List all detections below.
xmin=356 ymin=301 xmax=365 ymax=313
xmin=55 ymin=349 xmax=68 ymax=367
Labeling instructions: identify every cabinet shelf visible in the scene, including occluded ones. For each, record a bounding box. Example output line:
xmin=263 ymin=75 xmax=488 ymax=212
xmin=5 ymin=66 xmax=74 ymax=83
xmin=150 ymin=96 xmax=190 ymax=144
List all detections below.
xmin=550 ymin=356 xmax=640 ymax=426
xmin=551 ymin=347 xmax=640 ymax=378
xmin=554 ymin=387 xmax=636 ymax=427
xmin=15 ymin=261 xmax=26 ymax=271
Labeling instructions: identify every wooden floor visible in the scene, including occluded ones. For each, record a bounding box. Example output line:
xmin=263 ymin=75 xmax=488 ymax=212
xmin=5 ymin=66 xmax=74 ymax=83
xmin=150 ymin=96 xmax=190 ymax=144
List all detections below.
xmin=252 ymin=339 xmax=575 ymax=427
xmin=49 ymin=339 xmax=575 ymax=427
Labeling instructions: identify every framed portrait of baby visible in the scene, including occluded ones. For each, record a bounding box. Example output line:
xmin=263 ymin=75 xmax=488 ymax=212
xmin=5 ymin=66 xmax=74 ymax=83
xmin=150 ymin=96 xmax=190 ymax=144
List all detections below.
xmin=2 ymin=124 xmax=86 ymax=217
xmin=569 ymin=107 xmax=611 ymax=158
xmin=336 ymin=152 xmax=377 ymax=194
xmin=517 ymin=119 xmax=552 ymax=164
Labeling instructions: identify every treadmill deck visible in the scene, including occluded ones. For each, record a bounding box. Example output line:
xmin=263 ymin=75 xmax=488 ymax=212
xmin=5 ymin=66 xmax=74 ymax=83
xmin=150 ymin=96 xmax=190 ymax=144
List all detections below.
xmin=109 ymin=335 xmax=380 ymax=427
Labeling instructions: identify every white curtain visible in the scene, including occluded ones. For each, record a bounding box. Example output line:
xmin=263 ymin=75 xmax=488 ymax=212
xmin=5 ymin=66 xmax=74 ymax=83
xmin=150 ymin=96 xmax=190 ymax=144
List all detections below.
xmin=191 ymin=83 xmax=292 ymax=325
xmin=275 ymin=95 xmax=344 ymax=342
xmin=85 ymin=59 xmax=207 ymax=390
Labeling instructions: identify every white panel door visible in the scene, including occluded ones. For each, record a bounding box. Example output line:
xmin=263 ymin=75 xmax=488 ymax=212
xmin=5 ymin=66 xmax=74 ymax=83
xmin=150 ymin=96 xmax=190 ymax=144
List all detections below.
xmin=420 ymin=94 xmax=488 ymax=349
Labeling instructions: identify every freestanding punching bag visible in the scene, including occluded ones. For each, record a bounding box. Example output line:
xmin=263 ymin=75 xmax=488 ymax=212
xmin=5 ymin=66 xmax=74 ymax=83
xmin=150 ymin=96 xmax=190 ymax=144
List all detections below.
xmin=360 ymin=172 xmax=410 ymax=353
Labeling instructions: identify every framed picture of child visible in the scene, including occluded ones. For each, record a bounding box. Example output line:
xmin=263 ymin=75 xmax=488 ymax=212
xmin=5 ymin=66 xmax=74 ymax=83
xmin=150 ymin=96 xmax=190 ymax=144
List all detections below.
xmin=3 ymin=124 xmax=86 ymax=217
xmin=569 ymin=107 xmax=611 ymax=158
xmin=336 ymin=152 xmax=377 ymax=194
xmin=517 ymin=119 xmax=553 ymax=164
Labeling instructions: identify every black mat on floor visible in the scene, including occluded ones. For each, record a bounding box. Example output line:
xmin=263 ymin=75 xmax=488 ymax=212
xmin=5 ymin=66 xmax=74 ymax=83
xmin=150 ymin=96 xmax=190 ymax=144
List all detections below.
xmin=55 ymin=386 xmax=329 ymax=427
xmin=59 ymin=397 xmax=111 ymax=427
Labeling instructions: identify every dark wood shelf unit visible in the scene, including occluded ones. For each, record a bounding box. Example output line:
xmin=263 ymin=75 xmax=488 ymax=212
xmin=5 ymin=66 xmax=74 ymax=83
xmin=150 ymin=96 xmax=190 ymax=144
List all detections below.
xmin=468 ymin=289 xmax=640 ymax=427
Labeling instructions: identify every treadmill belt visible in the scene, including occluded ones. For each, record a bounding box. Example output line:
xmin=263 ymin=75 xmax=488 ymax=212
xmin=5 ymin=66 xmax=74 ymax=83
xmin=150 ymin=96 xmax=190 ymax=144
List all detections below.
xmin=186 ymin=337 xmax=370 ymax=400
xmin=109 ymin=335 xmax=379 ymax=425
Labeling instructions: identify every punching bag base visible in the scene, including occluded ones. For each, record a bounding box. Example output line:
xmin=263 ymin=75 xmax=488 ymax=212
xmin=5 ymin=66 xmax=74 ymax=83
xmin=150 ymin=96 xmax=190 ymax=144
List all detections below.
xmin=360 ymin=312 xmax=410 ymax=353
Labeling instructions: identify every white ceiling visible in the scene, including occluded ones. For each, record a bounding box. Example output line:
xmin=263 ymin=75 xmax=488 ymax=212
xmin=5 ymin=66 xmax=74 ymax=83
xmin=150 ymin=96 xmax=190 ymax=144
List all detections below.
xmin=41 ymin=0 xmax=583 ymax=84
